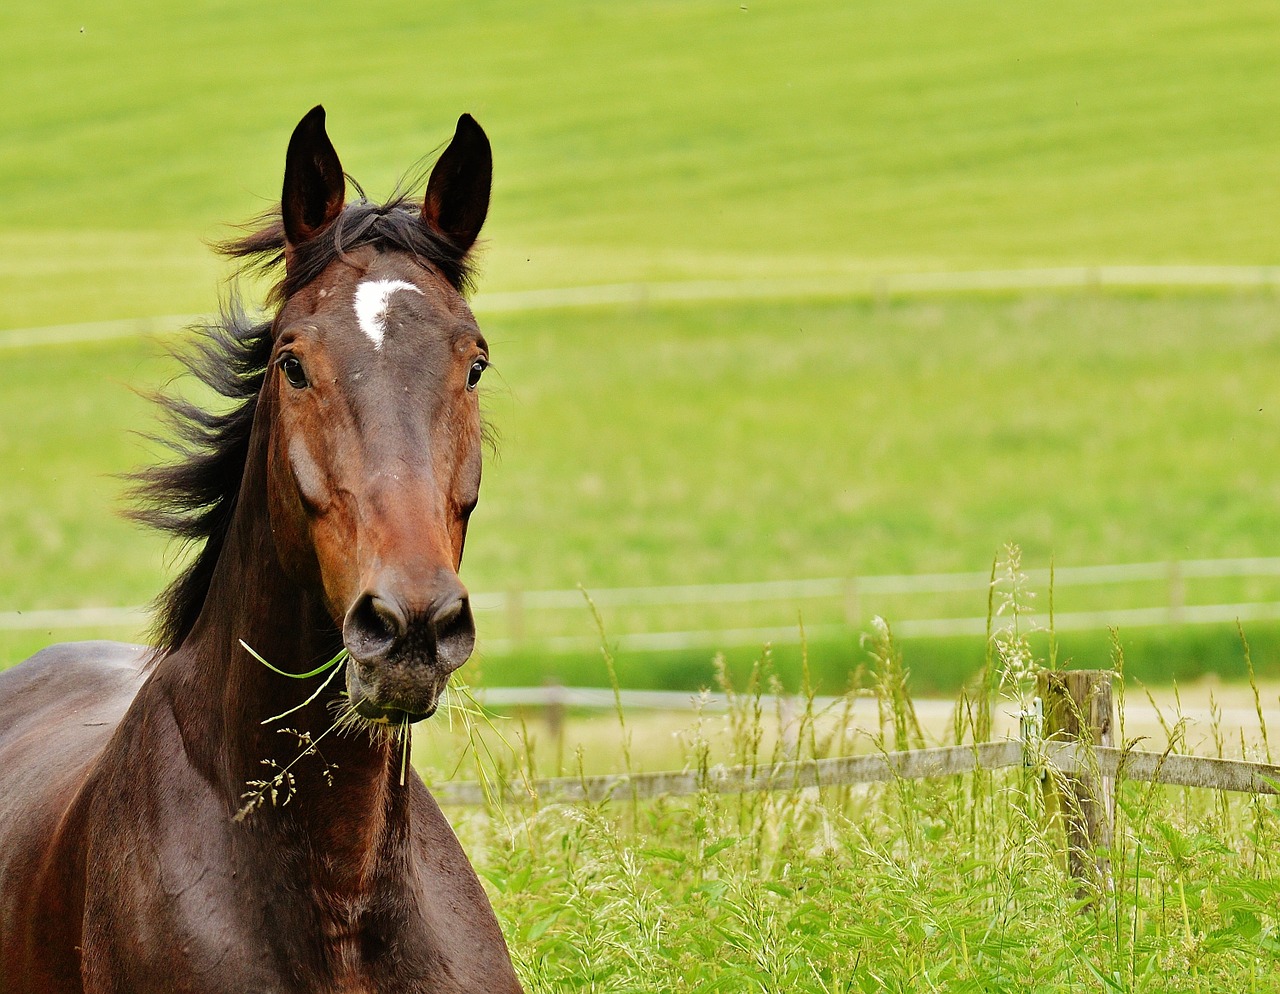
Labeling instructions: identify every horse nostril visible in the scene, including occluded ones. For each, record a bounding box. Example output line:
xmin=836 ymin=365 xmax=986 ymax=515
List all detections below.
xmin=433 ymin=595 xmax=475 ymax=672
xmin=431 ymin=595 xmax=465 ymax=629
xmin=344 ymin=593 xmax=406 ymax=660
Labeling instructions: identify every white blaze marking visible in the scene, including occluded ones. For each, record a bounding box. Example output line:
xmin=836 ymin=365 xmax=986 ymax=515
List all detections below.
xmin=353 ymin=279 xmax=422 ymax=350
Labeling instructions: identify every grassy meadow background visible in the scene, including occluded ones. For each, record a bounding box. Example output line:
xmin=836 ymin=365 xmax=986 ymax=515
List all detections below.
xmin=3 ymin=0 xmax=1280 ymax=694
xmin=9 ymin=3 xmax=1280 ymax=989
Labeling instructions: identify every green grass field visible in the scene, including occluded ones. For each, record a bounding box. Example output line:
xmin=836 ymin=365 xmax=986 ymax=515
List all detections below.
xmin=2 ymin=1 xmax=1280 ymax=327
xmin=3 ymin=1 xmax=1280 ymax=693
xmin=4 ymin=292 xmax=1280 ymax=692
xmin=480 ymin=774 xmax=1280 ymax=992
xmin=6 ymin=4 xmax=1280 ymax=988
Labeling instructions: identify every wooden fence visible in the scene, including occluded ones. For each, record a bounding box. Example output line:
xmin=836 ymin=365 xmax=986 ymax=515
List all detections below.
xmin=433 ymin=671 xmax=1280 ymax=890
xmin=432 ymin=739 xmax=1280 ymax=808
xmin=435 ymin=671 xmax=1280 ymax=805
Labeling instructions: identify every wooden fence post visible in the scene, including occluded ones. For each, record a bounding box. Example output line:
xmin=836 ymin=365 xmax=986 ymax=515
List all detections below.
xmin=1038 ymin=669 xmax=1115 ymax=896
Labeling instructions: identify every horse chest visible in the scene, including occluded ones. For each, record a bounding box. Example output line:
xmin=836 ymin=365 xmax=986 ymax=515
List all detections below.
xmin=325 ymin=941 xmax=373 ymax=994
xmin=316 ymin=897 xmax=379 ymax=993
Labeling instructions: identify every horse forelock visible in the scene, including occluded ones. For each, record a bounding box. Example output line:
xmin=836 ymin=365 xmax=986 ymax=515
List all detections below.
xmin=223 ymin=193 xmax=479 ymax=305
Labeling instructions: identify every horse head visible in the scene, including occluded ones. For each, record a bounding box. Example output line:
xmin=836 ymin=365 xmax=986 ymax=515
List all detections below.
xmin=263 ymin=107 xmax=492 ymax=724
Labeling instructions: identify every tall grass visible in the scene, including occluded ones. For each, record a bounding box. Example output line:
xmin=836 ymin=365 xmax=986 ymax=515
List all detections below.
xmin=437 ymin=558 xmax=1280 ymax=991
xmin=463 ymin=687 xmax=1280 ymax=988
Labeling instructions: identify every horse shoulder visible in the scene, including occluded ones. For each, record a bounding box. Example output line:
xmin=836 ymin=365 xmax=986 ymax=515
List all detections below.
xmin=77 ymin=680 xmax=282 ymax=994
xmin=390 ymin=782 xmax=522 ymax=994
xmin=0 ymin=641 xmax=147 ymax=850
xmin=0 ymin=648 xmax=269 ymax=994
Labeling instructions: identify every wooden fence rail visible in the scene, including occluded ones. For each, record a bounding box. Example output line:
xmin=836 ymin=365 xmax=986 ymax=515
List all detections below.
xmin=432 ymin=740 xmax=1027 ymax=806
xmin=432 ymin=670 xmax=1280 ymax=893
xmin=1049 ymin=744 xmax=1280 ymax=795
xmin=431 ymin=736 xmax=1280 ymax=807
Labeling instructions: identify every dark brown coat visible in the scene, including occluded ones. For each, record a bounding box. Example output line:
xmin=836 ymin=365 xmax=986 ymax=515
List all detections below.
xmin=0 ymin=107 xmax=522 ymax=994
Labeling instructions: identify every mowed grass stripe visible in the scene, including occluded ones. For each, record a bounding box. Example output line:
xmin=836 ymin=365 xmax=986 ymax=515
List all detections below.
xmin=6 ymin=264 xmax=1280 ymax=350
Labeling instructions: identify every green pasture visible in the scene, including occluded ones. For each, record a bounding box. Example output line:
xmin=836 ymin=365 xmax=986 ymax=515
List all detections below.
xmin=2 ymin=1 xmax=1280 ymax=329
xmin=6 ymin=5 xmax=1280 ymax=985
xmin=3 ymin=0 xmax=1280 ymax=692
xmin=3 ymin=292 xmax=1280 ymax=691
xmin=426 ymin=648 xmax=1280 ymax=992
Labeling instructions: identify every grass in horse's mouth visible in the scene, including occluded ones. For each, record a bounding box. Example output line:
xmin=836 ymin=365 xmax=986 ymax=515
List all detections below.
xmin=234 ymin=701 xmax=416 ymax=821
xmin=234 ymin=641 xmax=411 ymax=820
xmin=234 ymin=708 xmax=355 ymax=822
xmin=234 ymin=640 xmax=515 ymax=818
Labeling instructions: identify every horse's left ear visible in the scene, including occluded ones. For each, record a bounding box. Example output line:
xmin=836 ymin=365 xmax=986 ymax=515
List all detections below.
xmin=282 ymin=105 xmax=346 ymax=248
xmin=422 ymin=114 xmax=492 ymax=254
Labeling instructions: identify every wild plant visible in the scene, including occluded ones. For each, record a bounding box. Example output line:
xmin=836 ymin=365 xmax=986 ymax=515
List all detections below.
xmin=439 ymin=559 xmax=1280 ymax=991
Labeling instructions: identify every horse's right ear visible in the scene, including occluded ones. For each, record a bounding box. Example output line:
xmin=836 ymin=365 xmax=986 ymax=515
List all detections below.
xmin=281 ymin=106 xmax=345 ymax=249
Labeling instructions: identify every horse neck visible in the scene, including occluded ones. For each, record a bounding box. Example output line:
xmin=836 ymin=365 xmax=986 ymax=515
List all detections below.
xmin=150 ymin=424 xmax=402 ymax=870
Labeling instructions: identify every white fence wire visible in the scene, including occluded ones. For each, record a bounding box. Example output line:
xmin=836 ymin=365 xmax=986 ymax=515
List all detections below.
xmin=4 ymin=556 xmax=1280 ymax=652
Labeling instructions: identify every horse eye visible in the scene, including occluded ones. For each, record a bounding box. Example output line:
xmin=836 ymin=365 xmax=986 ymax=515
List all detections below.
xmin=279 ymin=355 xmax=308 ymax=389
xmin=466 ymin=358 xmax=487 ymax=392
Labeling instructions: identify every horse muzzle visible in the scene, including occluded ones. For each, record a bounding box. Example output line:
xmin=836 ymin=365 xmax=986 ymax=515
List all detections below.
xmin=341 ymin=581 xmax=476 ymax=724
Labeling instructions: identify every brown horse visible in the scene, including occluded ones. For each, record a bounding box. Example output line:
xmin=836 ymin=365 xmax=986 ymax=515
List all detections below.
xmin=0 ymin=108 xmax=522 ymax=994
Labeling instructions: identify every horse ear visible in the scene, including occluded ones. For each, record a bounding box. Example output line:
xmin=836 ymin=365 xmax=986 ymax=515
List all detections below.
xmin=422 ymin=114 xmax=491 ymax=254
xmin=282 ymin=105 xmax=345 ymax=248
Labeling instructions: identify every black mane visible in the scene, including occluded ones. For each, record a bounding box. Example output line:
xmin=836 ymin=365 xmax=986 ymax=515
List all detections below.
xmin=227 ymin=193 xmax=478 ymax=302
xmin=130 ymin=195 xmax=477 ymax=657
